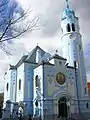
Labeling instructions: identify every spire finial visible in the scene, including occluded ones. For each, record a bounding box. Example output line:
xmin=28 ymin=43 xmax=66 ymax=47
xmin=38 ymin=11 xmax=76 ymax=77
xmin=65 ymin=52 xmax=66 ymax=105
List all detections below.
xmin=37 ymin=43 xmax=39 ymax=46
xmin=66 ymin=0 xmax=69 ymax=8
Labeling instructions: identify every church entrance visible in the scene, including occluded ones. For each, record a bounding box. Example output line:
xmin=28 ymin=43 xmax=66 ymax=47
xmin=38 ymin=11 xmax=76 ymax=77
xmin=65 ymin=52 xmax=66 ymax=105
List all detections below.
xmin=58 ymin=97 xmax=68 ymax=118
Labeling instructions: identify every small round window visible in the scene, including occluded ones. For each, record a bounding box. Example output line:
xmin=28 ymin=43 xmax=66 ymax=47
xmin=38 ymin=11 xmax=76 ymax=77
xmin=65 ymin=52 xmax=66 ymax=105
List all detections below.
xmin=6 ymin=83 xmax=9 ymax=91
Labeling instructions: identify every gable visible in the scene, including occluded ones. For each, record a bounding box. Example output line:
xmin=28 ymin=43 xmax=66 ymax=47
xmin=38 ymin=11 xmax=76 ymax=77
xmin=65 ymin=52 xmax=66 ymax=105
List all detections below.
xmin=25 ymin=46 xmax=45 ymax=63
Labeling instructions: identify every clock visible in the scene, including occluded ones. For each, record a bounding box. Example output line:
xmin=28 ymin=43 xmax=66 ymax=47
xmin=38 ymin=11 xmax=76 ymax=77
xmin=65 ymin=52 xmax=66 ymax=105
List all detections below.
xmin=56 ymin=72 xmax=65 ymax=85
xmin=69 ymin=34 xmax=76 ymax=40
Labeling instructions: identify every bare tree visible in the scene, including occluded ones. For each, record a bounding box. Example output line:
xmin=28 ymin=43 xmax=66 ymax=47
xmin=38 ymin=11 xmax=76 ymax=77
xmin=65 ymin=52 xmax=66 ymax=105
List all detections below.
xmin=0 ymin=0 xmax=39 ymax=55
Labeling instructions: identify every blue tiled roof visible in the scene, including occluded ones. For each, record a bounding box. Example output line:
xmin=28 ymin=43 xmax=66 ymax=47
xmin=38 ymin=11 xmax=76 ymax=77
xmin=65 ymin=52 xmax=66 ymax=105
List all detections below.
xmin=10 ymin=46 xmax=45 ymax=69
xmin=50 ymin=54 xmax=67 ymax=60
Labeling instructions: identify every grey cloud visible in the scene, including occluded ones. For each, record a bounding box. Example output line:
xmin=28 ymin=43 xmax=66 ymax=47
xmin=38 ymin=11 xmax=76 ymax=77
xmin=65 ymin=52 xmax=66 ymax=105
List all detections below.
xmin=38 ymin=0 xmax=90 ymax=38
xmin=41 ymin=16 xmax=61 ymax=37
xmin=72 ymin=0 xmax=90 ymax=19
xmin=46 ymin=46 xmax=62 ymax=56
xmin=9 ymin=42 xmax=28 ymax=65
xmin=84 ymin=44 xmax=90 ymax=73
xmin=0 ymin=50 xmax=8 ymax=60
xmin=84 ymin=56 xmax=90 ymax=73
xmin=39 ymin=0 xmax=63 ymax=37
xmin=0 ymin=62 xmax=8 ymax=75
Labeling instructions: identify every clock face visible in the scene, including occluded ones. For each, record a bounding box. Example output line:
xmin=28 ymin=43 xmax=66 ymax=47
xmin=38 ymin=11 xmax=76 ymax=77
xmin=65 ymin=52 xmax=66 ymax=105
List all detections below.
xmin=69 ymin=34 xmax=76 ymax=40
xmin=56 ymin=72 xmax=65 ymax=85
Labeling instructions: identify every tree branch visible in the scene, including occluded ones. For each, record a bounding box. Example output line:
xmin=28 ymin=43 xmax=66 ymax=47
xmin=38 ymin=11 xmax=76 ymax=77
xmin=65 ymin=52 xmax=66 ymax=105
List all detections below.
xmin=0 ymin=17 xmax=40 ymax=42
xmin=0 ymin=1 xmax=40 ymax=56
xmin=0 ymin=0 xmax=9 ymax=8
xmin=0 ymin=20 xmax=12 ymax=41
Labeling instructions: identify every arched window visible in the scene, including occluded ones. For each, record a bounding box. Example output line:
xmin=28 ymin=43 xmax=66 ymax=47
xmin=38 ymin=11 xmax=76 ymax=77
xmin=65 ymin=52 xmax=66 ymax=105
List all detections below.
xmin=86 ymin=103 xmax=89 ymax=108
xmin=19 ymin=79 xmax=21 ymax=90
xmin=35 ymin=75 xmax=38 ymax=87
xmin=6 ymin=83 xmax=9 ymax=91
xmin=67 ymin=24 xmax=71 ymax=32
xmin=72 ymin=23 xmax=75 ymax=31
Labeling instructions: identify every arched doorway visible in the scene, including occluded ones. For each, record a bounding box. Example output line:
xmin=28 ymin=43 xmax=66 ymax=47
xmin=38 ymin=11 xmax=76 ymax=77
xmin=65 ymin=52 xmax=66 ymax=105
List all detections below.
xmin=58 ymin=97 xmax=68 ymax=118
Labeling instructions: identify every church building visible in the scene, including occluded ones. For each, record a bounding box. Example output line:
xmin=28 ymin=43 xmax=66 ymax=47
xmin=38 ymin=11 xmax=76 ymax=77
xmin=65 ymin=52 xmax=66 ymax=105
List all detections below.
xmin=3 ymin=0 xmax=90 ymax=119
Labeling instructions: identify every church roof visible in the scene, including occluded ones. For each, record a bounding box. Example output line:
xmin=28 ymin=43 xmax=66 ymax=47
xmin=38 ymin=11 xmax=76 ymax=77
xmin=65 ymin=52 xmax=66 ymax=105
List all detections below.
xmin=37 ymin=60 xmax=54 ymax=67
xmin=9 ymin=64 xmax=16 ymax=70
xmin=9 ymin=55 xmax=28 ymax=69
xmin=10 ymin=46 xmax=45 ymax=68
xmin=67 ymin=66 xmax=75 ymax=69
xmin=25 ymin=45 xmax=45 ymax=62
xmin=9 ymin=46 xmax=66 ymax=69
xmin=16 ymin=55 xmax=28 ymax=68
xmin=50 ymin=54 xmax=67 ymax=60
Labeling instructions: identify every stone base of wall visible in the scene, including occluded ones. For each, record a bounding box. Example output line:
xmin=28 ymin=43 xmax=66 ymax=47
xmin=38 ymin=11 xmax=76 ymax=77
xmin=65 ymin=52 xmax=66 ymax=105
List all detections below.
xmin=71 ymin=112 xmax=90 ymax=120
xmin=3 ymin=113 xmax=90 ymax=120
xmin=31 ymin=113 xmax=90 ymax=120
xmin=32 ymin=115 xmax=67 ymax=120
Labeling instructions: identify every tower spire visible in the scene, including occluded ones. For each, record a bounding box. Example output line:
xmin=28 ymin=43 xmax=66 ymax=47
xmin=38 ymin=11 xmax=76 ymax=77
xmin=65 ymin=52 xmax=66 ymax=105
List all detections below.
xmin=66 ymin=0 xmax=69 ymax=9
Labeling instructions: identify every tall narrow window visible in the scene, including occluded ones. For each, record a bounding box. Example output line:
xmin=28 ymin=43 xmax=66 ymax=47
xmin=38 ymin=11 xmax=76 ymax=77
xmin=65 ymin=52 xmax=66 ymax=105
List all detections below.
xmin=35 ymin=75 xmax=38 ymax=87
xmin=6 ymin=83 xmax=9 ymax=91
xmin=86 ymin=103 xmax=89 ymax=108
xmin=19 ymin=79 xmax=21 ymax=90
xmin=72 ymin=23 xmax=75 ymax=31
xmin=67 ymin=24 xmax=71 ymax=32
xmin=85 ymin=88 xmax=87 ymax=94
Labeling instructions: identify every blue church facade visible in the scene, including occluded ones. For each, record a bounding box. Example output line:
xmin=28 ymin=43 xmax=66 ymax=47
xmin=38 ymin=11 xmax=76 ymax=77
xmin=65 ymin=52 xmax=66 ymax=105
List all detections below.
xmin=2 ymin=0 xmax=90 ymax=119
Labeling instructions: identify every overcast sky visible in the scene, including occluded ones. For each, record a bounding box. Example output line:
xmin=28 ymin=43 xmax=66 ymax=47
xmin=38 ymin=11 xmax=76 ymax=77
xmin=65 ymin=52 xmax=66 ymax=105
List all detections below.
xmin=0 ymin=0 xmax=90 ymax=92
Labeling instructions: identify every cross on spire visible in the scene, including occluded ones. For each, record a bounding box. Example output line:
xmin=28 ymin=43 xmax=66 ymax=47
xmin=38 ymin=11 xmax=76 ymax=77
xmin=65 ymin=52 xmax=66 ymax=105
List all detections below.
xmin=66 ymin=0 xmax=69 ymax=8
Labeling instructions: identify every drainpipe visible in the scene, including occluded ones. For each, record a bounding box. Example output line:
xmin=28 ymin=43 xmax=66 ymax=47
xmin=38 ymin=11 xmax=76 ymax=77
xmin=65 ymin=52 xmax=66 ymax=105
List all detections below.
xmin=74 ymin=61 xmax=80 ymax=114
xmin=42 ymin=61 xmax=45 ymax=120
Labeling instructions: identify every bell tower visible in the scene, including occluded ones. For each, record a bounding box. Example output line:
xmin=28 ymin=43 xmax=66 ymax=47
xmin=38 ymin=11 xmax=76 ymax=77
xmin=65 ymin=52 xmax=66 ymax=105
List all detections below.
xmin=61 ymin=0 xmax=88 ymax=98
